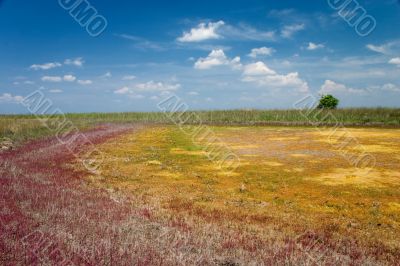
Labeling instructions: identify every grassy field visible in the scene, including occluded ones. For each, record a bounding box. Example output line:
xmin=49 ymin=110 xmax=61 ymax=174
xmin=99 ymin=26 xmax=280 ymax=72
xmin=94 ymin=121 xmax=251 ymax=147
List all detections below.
xmin=1 ymin=111 xmax=400 ymax=264
xmin=1 ymin=108 xmax=400 ymax=145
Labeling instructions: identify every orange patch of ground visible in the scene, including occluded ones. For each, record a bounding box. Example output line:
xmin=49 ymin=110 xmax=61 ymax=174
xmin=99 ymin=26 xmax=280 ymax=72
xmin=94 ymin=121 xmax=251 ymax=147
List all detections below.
xmin=88 ymin=125 xmax=400 ymax=258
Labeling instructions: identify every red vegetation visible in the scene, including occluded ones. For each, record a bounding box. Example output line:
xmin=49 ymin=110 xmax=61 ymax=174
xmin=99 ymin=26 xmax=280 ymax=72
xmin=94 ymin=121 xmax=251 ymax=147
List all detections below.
xmin=0 ymin=125 xmax=136 ymax=265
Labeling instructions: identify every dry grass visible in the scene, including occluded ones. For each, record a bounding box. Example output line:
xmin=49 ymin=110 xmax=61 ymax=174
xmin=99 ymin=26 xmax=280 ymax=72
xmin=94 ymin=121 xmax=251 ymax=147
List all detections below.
xmin=85 ymin=125 xmax=400 ymax=264
xmin=1 ymin=123 xmax=399 ymax=264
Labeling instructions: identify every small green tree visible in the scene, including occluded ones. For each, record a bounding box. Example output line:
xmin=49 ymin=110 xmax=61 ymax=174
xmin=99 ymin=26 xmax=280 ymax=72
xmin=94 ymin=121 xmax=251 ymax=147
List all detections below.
xmin=317 ymin=95 xmax=339 ymax=109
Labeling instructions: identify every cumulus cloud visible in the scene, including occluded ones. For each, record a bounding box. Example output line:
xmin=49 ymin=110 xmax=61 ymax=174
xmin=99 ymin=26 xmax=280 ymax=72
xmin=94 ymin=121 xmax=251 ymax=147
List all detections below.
xmin=243 ymin=62 xmax=276 ymax=76
xmin=63 ymin=75 xmax=76 ymax=82
xmin=77 ymin=79 xmax=93 ymax=85
xmin=194 ymin=49 xmax=241 ymax=70
xmin=114 ymin=81 xmax=181 ymax=95
xmin=281 ymin=24 xmax=305 ymax=38
xmin=178 ymin=21 xmax=225 ymax=42
xmin=64 ymin=57 xmax=84 ymax=67
xmin=307 ymin=42 xmax=324 ymax=51
xmin=0 ymin=93 xmax=23 ymax=103
xmin=319 ymin=80 xmax=365 ymax=95
xmin=248 ymin=47 xmax=275 ymax=58
xmin=177 ymin=20 xmax=275 ymax=43
xmin=30 ymin=62 xmax=62 ymax=70
xmin=242 ymin=61 xmax=309 ymax=93
xmin=389 ymin=57 xmax=400 ymax=66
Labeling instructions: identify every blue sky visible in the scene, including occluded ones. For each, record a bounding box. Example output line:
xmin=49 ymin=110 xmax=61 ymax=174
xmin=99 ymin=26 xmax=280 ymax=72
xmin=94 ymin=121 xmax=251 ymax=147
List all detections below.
xmin=1 ymin=0 xmax=400 ymax=114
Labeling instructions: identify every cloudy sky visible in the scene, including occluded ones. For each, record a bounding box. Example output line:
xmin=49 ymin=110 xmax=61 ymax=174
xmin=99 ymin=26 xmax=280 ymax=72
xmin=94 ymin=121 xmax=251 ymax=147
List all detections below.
xmin=1 ymin=0 xmax=400 ymax=114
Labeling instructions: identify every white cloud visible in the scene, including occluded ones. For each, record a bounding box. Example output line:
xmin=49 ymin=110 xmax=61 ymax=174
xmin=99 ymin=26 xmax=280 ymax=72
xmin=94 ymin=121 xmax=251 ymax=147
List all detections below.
xmin=194 ymin=49 xmax=241 ymax=70
xmin=114 ymin=81 xmax=181 ymax=95
xmin=242 ymin=61 xmax=309 ymax=93
xmin=381 ymin=83 xmax=400 ymax=92
xmin=177 ymin=21 xmax=275 ymax=43
xmin=42 ymin=76 xmax=62 ymax=82
xmin=30 ymin=62 xmax=62 ymax=70
xmin=307 ymin=42 xmax=324 ymax=51
xmin=243 ymin=62 xmax=276 ymax=76
xmin=319 ymin=80 xmax=346 ymax=94
xmin=281 ymin=24 xmax=305 ymax=38
xmin=113 ymin=86 xmax=146 ymax=99
xmin=135 ymin=81 xmax=181 ymax=92
xmin=64 ymin=57 xmax=84 ymax=67
xmin=30 ymin=58 xmax=83 ymax=70
xmin=248 ymin=47 xmax=275 ymax=58
xmin=77 ymin=80 xmax=93 ymax=85
xmin=41 ymin=75 xmax=76 ymax=82
xmin=366 ymin=40 xmax=400 ymax=55
xmin=49 ymin=89 xmax=63 ymax=93
xmin=122 ymin=75 xmax=136 ymax=80
xmin=366 ymin=44 xmax=388 ymax=54
xmin=319 ymin=80 xmax=365 ymax=95
xmin=389 ymin=57 xmax=400 ymax=66
xmin=63 ymin=75 xmax=76 ymax=82
xmin=114 ymin=86 xmax=130 ymax=94
xmin=178 ymin=21 xmax=225 ymax=42
xmin=0 ymin=93 xmax=23 ymax=103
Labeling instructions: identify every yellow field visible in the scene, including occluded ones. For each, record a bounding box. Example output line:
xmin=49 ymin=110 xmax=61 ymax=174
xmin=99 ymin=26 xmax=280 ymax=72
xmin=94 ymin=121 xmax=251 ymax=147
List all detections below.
xmin=86 ymin=125 xmax=400 ymax=259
